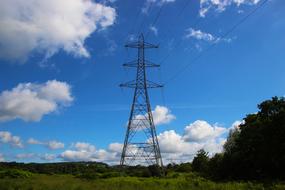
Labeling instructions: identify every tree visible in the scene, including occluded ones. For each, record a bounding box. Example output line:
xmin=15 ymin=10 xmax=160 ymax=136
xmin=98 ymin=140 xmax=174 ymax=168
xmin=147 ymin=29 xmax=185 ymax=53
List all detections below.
xmin=222 ymin=96 xmax=285 ymax=180
xmin=192 ymin=149 xmax=209 ymax=175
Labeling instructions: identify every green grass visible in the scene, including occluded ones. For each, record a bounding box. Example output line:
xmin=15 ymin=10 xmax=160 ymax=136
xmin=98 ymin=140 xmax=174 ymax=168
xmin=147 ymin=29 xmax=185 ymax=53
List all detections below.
xmin=0 ymin=173 xmax=284 ymax=190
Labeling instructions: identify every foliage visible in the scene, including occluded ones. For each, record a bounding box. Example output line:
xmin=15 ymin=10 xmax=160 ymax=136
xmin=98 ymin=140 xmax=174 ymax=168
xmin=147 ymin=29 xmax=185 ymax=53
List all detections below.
xmin=192 ymin=149 xmax=209 ymax=175
xmin=0 ymin=173 xmax=283 ymax=190
xmin=0 ymin=169 xmax=33 ymax=179
xmin=192 ymin=97 xmax=285 ymax=180
xmin=221 ymin=96 xmax=285 ymax=180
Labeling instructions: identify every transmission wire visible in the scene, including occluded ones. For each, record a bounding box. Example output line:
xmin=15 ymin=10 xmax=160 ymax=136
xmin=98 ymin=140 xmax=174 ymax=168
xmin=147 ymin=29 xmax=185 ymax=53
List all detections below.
xmin=165 ymin=0 xmax=269 ymax=85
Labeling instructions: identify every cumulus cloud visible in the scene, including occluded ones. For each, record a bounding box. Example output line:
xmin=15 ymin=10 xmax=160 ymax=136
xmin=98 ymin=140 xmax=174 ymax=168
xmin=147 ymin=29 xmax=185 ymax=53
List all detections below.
xmin=128 ymin=105 xmax=175 ymax=130
xmin=199 ymin=0 xmax=261 ymax=17
xmin=0 ymin=0 xmax=116 ymax=62
xmin=108 ymin=142 xmax=123 ymax=153
xmin=47 ymin=141 xmax=64 ymax=150
xmin=27 ymin=138 xmax=43 ymax=145
xmin=157 ymin=130 xmax=192 ymax=153
xmin=74 ymin=142 xmax=96 ymax=152
xmin=27 ymin=138 xmax=64 ymax=150
xmin=152 ymin=105 xmax=175 ymax=125
xmin=0 ymin=80 xmax=73 ymax=122
xmin=60 ymin=150 xmax=94 ymax=162
xmin=156 ymin=120 xmax=229 ymax=163
xmin=60 ymin=141 xmax=121 ymax=163
xmin=157 ymin=129 xmax=226 ymax=163
xmin=183 ymin=120 xmax=227 ymax=142
xmin=0 ymin=131 xmax=23 ymax=148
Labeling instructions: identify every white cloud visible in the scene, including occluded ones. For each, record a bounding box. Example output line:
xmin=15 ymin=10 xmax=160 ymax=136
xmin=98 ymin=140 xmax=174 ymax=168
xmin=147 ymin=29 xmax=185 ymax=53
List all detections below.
xmin=0 ymin=0 xmax=116 ymax=62
xmin=199 ymin=0 xmax=261 ymax=17
xmin=108 ymin=142 xmax=123 ymax=153
xmin=231 ymin=120 xmax=244 ymax=130
xmin=155 ymin=120 xmax=230 ymax=163
xmin=157 ymin=128 xmax=227 ymax=163
xmin=27 ymin=138 xmax=43 ymax=145
xmin=185 ymin=28 xmax=233 ymax=51
xmin=183 ymin=120 xmax=227 ymax=142
xmin=128 ymin=105 xmax=175 ymax=130
xmin=185 ymin=28 xmax=218 ymax=42
xmin=142 ymin=0 xmax=175 ymax=14
xmin=152 ymin=105 xmax=175 ymax=125
xmin=157 ymin=130 xmax=192 ymax=153
xmin=27 ymin=138 xmax=64 ymax=150
xmin=47 ymin=140 xmax=64 ymax=150
xmin=0 ymin=131 xmax=23 ymax=148
xmin=40 ymin=154 xmax=56 ymax=161
xmin=0 ymin=80 xmax=73 ymax=122
xmin=0 ymin=154 xmax=5 ymax=162
xmin=149 ymin=26 xmax=158 ymax=36
xmin=60 ymin=150 xmax=93 ymax=161
xmin=74 ymin=142 xmax=96 ymax=152
xmin=60 ymin=141 xmax=120 ymax=163
xmin=60 ymin=141 xmax=97 ymax=161
xmin=16 ymin=153 xmax=35 ymax=159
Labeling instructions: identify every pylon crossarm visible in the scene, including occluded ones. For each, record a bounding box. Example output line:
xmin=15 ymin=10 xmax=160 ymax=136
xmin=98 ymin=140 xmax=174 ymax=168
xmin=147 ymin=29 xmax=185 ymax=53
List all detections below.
xmin=125 ymin=42 xmax=158 ymax=49
xmin=145 ymin=80 xmax=163 ymax=88
xmin=119 ymin=80 xmax=136 ymax=88
xmin=120 ymin=80 xmax=163 ymax=88
xmin=123 ymin=60 xmax=160 ymax=68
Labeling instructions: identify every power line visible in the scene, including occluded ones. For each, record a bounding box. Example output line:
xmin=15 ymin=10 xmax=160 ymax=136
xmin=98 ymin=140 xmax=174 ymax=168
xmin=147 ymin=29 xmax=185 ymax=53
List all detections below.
xmin=145 ymin=0 xmax=193 ymax=108
xmin=158 ymin=7 xmax=227 ymax=66
xmin=145 ymin=4 xmax=164 ymax=38
xmin=165 ymin=0 xmax=269 ymax=85
xmin=118 ymin=0 xmax=145 ymax=44
xmin=138 ymin=1 xmax=156 ymax=34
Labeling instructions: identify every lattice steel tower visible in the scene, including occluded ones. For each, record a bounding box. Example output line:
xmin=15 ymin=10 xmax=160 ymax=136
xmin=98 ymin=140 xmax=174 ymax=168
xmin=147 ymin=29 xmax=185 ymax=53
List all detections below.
xmin=120 ymin=34 xmax=163 ymax=167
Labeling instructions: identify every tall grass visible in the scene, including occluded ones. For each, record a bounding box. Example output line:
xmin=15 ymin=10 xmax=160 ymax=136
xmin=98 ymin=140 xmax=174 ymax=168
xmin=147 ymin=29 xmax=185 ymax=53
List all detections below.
xmin=0 ymin=173 xmax=284 ymax=190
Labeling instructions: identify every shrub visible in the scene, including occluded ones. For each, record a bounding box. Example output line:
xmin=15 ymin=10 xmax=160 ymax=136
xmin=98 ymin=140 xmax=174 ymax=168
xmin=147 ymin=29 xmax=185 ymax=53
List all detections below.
xmin=0 ymin=169 xmax=33 ymax=179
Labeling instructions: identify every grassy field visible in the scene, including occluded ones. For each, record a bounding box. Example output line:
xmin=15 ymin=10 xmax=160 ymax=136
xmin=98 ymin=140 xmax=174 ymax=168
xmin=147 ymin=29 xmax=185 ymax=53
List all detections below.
xmin=0 ymin=173 xmax=284 ymax=190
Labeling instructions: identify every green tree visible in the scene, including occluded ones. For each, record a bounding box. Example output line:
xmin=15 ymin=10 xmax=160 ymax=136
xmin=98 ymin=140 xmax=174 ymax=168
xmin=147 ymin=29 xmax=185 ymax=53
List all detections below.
xmin=223 ymin=96 xmax=285 ymax=180
xmin=192 ymin=149 xmax=209 ymax=175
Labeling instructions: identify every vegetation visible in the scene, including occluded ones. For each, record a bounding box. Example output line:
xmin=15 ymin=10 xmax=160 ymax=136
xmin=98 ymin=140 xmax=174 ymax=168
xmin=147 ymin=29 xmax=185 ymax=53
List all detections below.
xmin=191 ymin=97 xmax=285 ymax=181
xmin=0 ymin=97 xmax=284 ymax=189
xmin=1 ymin=172 xmax=285 ymax=190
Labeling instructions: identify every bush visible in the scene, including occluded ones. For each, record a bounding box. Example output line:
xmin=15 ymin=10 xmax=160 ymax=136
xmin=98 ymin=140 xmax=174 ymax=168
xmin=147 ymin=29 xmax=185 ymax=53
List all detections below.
xmin=76 ymin=172 xmax=101 ymax=180
xmin=101 ymin=172 xmax=121 ymax=178
xmin=0 ymin=169 xmax=33 ymax=179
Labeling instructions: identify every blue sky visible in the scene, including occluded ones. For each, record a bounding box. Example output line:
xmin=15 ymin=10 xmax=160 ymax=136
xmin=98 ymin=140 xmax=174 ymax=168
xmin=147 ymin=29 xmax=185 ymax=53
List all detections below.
xmin=0 ymin=0 xmax=284 ymax=163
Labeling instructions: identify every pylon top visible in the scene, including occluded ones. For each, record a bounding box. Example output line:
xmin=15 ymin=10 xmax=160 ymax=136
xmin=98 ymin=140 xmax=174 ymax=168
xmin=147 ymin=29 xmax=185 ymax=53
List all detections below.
xmin=139 ymin=33 xmax=144 ymax=43
xmin=125 ymin=33 xmax=158 ymax=49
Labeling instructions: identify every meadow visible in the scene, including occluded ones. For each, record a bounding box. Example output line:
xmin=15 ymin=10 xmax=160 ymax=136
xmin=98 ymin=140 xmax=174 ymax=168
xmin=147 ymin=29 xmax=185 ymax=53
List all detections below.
xmin=0 ymin=171 xmax=284 ymax=190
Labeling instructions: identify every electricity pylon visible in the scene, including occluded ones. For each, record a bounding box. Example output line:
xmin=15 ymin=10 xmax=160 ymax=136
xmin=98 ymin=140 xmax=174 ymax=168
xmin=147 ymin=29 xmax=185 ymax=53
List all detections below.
xmin=120 ymin=34 xmax=163 ymax=167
